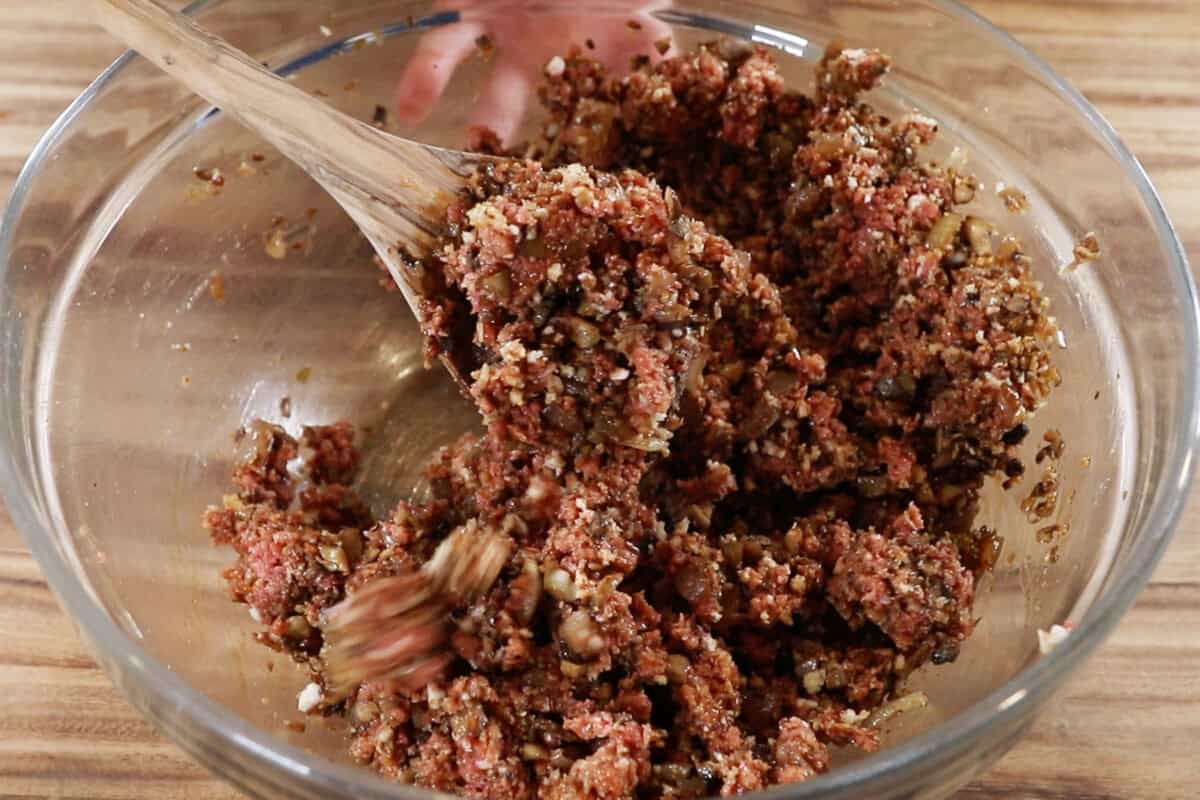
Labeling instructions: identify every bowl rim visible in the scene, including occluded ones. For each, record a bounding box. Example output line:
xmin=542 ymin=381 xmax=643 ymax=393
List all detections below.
xmin=1 ymin=1 xmax=1196 ymax=797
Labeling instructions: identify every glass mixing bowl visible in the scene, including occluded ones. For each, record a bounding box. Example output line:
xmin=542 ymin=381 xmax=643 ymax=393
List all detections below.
xmin=1 ymin=1 xmax=1195 ymax=798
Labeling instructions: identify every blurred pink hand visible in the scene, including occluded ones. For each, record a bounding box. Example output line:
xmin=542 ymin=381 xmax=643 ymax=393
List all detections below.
xmin=394 ymin=1 xmax=673 ymax=146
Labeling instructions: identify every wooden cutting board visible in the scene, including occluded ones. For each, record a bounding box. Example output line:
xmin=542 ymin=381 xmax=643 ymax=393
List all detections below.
xmin=0 ymin=1 xmax=1196 ymax=798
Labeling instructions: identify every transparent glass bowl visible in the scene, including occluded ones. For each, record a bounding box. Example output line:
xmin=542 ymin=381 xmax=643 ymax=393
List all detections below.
xmin=0 ymin=1 xmax=1195 ymax=798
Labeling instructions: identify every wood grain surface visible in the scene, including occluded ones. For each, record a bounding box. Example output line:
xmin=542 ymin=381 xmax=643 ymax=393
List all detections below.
xmin=0 ymin=1 xmax=1197 ymax=798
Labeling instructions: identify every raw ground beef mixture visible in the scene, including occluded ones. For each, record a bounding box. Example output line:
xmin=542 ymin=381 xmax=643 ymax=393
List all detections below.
xmin=205 ymin=41 xmax=1060 ymax=797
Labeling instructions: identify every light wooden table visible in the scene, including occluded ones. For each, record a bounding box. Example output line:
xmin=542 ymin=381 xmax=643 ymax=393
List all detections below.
xmin=0 ymin=1 xmax=1197 ymax=798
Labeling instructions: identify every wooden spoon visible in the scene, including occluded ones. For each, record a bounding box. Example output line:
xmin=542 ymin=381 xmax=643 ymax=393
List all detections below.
xmin=90 ymin=0 xmax=513 ymax=690
xmin=89 ymin=0 xmax=502 ymax=385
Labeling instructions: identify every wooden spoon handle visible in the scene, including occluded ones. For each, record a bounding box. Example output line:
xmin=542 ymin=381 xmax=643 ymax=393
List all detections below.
xmin=88 ymin=0 xmax=478 ymax=252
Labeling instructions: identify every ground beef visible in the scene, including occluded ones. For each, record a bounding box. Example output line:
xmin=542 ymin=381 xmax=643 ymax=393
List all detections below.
xmin=206 ymin=40 xmax=1060 ymax=798
xmin=827 ymin=505 xmax=974 ymax=652
xmin=424 ymin=161 xmax=748 ymax=455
